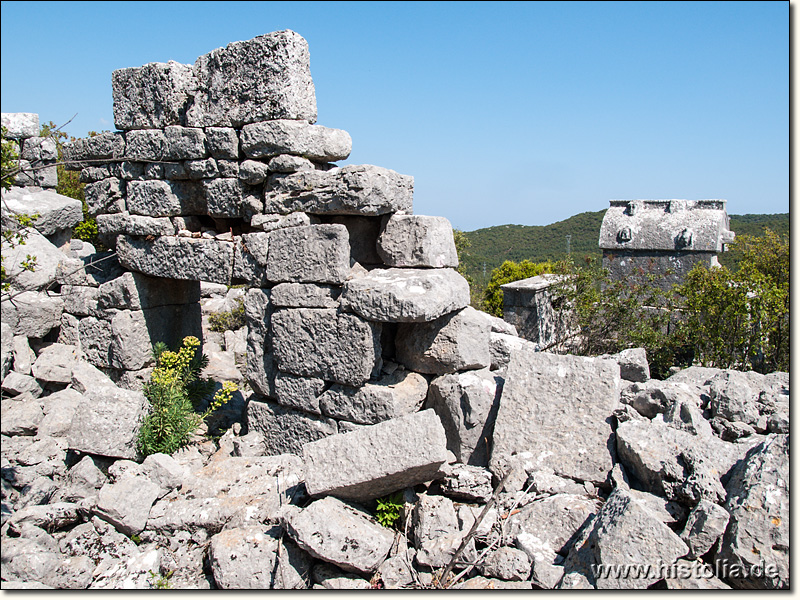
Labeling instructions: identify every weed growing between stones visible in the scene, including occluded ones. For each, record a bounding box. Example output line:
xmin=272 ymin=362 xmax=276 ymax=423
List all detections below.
xmin=208 ymin=297 xmax=246 ymax=332
xmin=137 ymin=336 xmax=238 ymax=456
xmin=374 ymin=491 xmax=405 ymax=529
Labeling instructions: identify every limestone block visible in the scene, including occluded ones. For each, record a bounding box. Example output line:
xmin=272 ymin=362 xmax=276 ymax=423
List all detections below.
xmin=203 ymin=178 xmax=244 ymax=217
xmin=271 ymin=282 xmax=340 ymax=308
xmin=187 ymin=30 xmax=316 ymax=127
xmin=244 ymin=288 xmax=275 ymax=398
xmin=318 ymin=370 xmax=428 ymax=425
xmin=38 ymin=388 xmax=84 ymax=439
xmin=1 ymin=322 xmax=13 ymax=379
xmin=238 ymin=159 xmax=271 ymax=185
xmin=271 ymin=308 xmax=380 ymax=387
xmin=303 ymin=409 xmax=449 ymax=501
xmin=4 ymin=291 xmax=64 ymax=338
xmin=266 ymin=224 xmax=350 ymax=284
xmin=185 ymin=158 xmax=219 ymax=179
xmin=31 ymin=343 xmax=79 ymax=384
xmin=1 ymin=188 xmax=83 ymax=236
xmin=439 ymin=464 xmax=494 ymax=503
xmin=2 ymin=228 xmax=66 ymax=291
xmin=80 ymin=165 xmax=111 ymax=183
xmin=396 ymin=306 xmax=491 ymax=374
xmin=428 ymin=368 xmax=502 ymax=466
xmin=162 ymin=126 xmax=206 ymax=160
xmin=250 ymin=211 xmax=311 ymax=232
xmin=264 ymin=165 xmax=413 ymax=216
xmin=267 ymin=154 xmax=315 ymax=173
xmin=479 ymin=547 xmax=531 ymax=582
xmin=680 ymin=499 xmax=730 ymax=559
xmin=126 ymin=180 xmax=205 ymax=217
xmin=709 ymin=370 xmax=760 ymax=426
xmin=78 ymin=316 xmax=113 ymax=368
xmin=0 ymin=395 xmax=44 ymax=433
xmin=490 ymin=351 xmax=620 ymax=486
xmin=341 ymin=267 xmax=469 ymax=323
xmin=124 ymin=129 xmax=166 ymax=161
xmin=112 ymin=61 xmax=196 ymax=130
xmin=1 ymin=112 xmax=40 ymax=138
xmin=96 ymin=212 xmax=175 ymax=240
xmin=94 ymin=474 xmax=161 ymax=536
xmin=205 ymin=127 xmax=239 ymax=159
xmin=117 ymin=235 xmax=234 ymax=285
xmin=245 ymin=397 xmax=337 ymax=456
xmin=12 ymin=335 xmax=35 ymax=374
xmin=67 ymin=384 xmax=148 ymax=459
xmin=274 ymin=372 xmax=326 ymax=414
xmin=284 ymin=496 xmax=394 ymax=575
xmin=21 ymin=136 xmax=57 ymax=161
xmin=377 ymin=214 xmax=458 ymax=268
xmin=110 ymin=310 xmax=154 ymax=371
xmin=240 ymin=120 xmax=351 ymax=161
xmin=602 ymin=347 xmax=650 ymax=382
xmin=62 ymin=133 xmax=125 ymax=170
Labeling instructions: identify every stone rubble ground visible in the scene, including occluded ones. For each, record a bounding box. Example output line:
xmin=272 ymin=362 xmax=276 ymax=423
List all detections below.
xmin=1 ymin=30 xmax=790 ymax=590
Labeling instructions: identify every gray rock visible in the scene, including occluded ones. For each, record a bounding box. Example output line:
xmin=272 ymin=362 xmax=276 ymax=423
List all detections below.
xmin=264 ymin=164 xmax=413 ymax=216
xmin=397 ymin=306 xmax=491 ymax=375
xmin=238 ymin=159 xmax=271 ymax=184
xmin=602 ymin=347 xmax=650 ymax=382
xmin=662 ymin=559 xmax=732 ymax=589
xmin=163 ymin=125 xmax=206 ymax=159
xmin=233 ymin=232 xmax=268 ymax=285
xmin=1 ymin=187 xmax=83 ymax=236
xmin=680 ymin=499 xmax=730 ymax=559
xmin=250 ymin=211 xmax=311 ymax=232
xmin=303 ymin=409 xmax=449 ymax=501
xmin=187 ymin=30 xmax=317 ymax=127
xmin=341 ymin=267 xmax=470 ymax=323
xmin=141 ymin=453 xmax=188 ymax=497
xmin=124 ymin=129 xmax=167 ymax=160
xmin=266 ymin=224 xmax=351 ymax=284
xmin=1 ymin=395 xmax=43 ymax=434
xmin=2 ymin=371 xmax=44 ymax=398
xmin=112 ymin=60 xmax=196 ymax=130
xmin=125 ymin=179 xmax=204 ymax=216
xmin=1 ymin=322 xmax=13 ymax=379
xmin=117 ymin=235 xmax=234 ymax=285
xmin=243 ymin=288 xmax=275 ymax=397
xmin=205 ymin=127 xmax=239 ymax=159
xmin=489 ymin=331 xmax=537 ymax=370
xmin=411 ymin=493 xmax=459 ymax=548
xmin=69 ymin=359 xmax=115 ymax=393
xmin=709 ymin=370 xmax=760 ymax=426
xmin=2 ymin=228 xmax=65 ymax=291
xmin=209 ymin=525 xmax=311 ymax=589
xmin=491 ymin=351 xmax=620 ymax=486
xmin=59 ymin=455 xmax=107 ymax=503
xmin=2 ymin=112 xmax=40 ymax=138
xmin=273 ymin=372 xmax=326 ymax=414
xmin=767 ymin=412 xmax=789 ymax=433
xmin=240 ymin=120 xmax=351 ymax=161
xmin=109 ymin=309 xmax=153 ymax=371
xmin=2 ymin=291 xmax=64 ymax=338
xmin=620 ymin=379 xmax=702 ymax=420
xmin=268 ymin=154 xmax=315 ymax=173
xmin=67 ymin=384 xmax=148 ymax=459
xmin=96 ymin=212 xmax=174 ymax=239
xmin=284 ymin=496 xmax=394 ymax=575
xmin=7 ymin=502 xmax=82 ymax=531
xmin=16 ymin=476 xmax=57 ymax=509
xmin=272 ymin=308 xmax=380 ymax=387
xmin=0 ymin=535 xmax=63 ymax=587
xmin=377 ymin=214 xmax=458 ymax=268
xmin=318 ymin=370 xmax=428 ymax=425
xmin=31 ymin=343 xmax=78 ymax=383
xmin=271 ymin=282 xmax=340 ymax=308
xmin=204 ymin=178 xmax=246 ymax=217
xmin=77 ymin=316 xmax=113 ymax=368
xmin=428 ymin=368 xmax=501 ymax=466
xmin=83 ymin=177 xmax=126 ymax=216
xmin=718 ymin=434 xmax=788 ymax=589
xmin=246 ymin=397 xmax=337 ymax=456
xmin=232 ymin=430 xmax=266 ymax=457
xmin=480 ymin=547 xmax=532 ymax=581
xmin=21 ymin=136 xmax=58 ymax=162
xmin=94 ymin=473 xmax=161 ymax=535
xmin=312 ymin=563 xmax=371 ymax=589
xmin=439 ymin=464 xmax=494 ymax=503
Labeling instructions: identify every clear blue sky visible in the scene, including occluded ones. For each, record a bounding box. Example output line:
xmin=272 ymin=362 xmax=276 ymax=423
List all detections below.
xmin=1 ymin=1 xmax=788 ymax=230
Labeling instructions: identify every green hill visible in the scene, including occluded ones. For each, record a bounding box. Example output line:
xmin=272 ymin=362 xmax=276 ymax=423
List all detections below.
xmin=460 ymin=211 xmax=788 ymax=287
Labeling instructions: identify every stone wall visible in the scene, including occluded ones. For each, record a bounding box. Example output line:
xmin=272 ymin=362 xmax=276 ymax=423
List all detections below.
xmin=1 ymin=113 xmax=58 ymax=189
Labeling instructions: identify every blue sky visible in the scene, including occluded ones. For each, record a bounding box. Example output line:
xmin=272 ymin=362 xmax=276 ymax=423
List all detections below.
xmin=1 ymin=1 xmax=787 ymax=230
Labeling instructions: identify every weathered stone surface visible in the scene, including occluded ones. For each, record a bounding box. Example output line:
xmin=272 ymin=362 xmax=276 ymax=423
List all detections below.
xmin=2 ymin=228 xmax=66 ymax=291
xmin=94 ymin=474 xmax=161 ymax=536
xmin=679 ymin=499 xmax=730 ymax=559
xmin=266 ymin=224 xmax=351 ymax=284
xmin=96 ymin=212 xmax=174 ymax=240
xmin=718 ymin=434 xmax=788 ymax=589
xmin=273 ymin=373 xmax=326 ymax=414
xmin=187 ymin=30 xmax=316 ymax=127
xmin=2 ymin=112 xmax=40 ymax=138
xmin=109 ymin=310 xmax=153 ymax=371
xmin=77 ymin=316 xmax=113 ymax=368
xmin=31 ymin=343 xmax=79 ymax=383
xmin=491 ymin=351 xmax=620 ymax=486
xmin=112 ymin=60 xmax=196 ymax=130
xmin=377 ymin=214 xmax=458 ymax=268
xmin=396 ymin=306 xmax=491 ymax=374
xmin=96 ymin=271 xmax=199 ymax=311
xmin=479 ymin=547 xmax=531 ymax=582
xmin=7 ymin=502 xmax=82 ymax=531
xmin=67 ymin=385 xmax=148 ymax=459
xmin=303 ymin=409 xmax=449 ymax=501
xmin=162 ymin=125 xmax=206 ymax=159
xmin=318 ymin=370 xmax=427 ymax=425
xmin=205 ymin=126 xmax=239 ymax=159
xmin=2 ymin=371 xmax=44 ymax=398
xmin=284 ymin=497 xmax=394 ymax=575
xmin=250 ymin=211 xmax=311 ymax=232
xmin=238 ymin=159 xmax=270 ymax=184
xmin=240 ymin=120 xmax=351 ymax=161
xmin=82 ymin=178 xmax=126 ymax=217
xmin=124 ymin=129 xmax=167 ymax=160
xmin=264 ymin=165 xmax=413 ymax=216
xmin=411 ymin=493 xmax=469 ymax=568
xmin=620 ymin=379 xmax=702 ymax=421
xmin=272 ymin=308 xmax=380 ymax=387
xmin=428 ymin=368 xmax=501 ymax=466
xmin=2 ymin=291 xmax=64 ymax=338
xmin=208 ymin=525 xmax=310 ymax=589
xmin=662 ymin=559 xmax=732 ymax=589
xmin=117 ymin=235 xmax=234 ymax=285
xmin=341 ymin=267 xmax=469 ymax=323
xmin=559 ymin=488 xmax=689 ymax=589
xmin=489 ymin=331 xmax=537 ymax=370
xmin=268 ymin=154 xmax=315 ymax=173
xmin=1 ymin=322 xmax=13 ymax=379
xmin=602 ymin=347 xmax=650 ymax=382
xmin=203 ymin=178 xmax=245 ymax=217
xmin=1 ymin=187 xmax=83 ymax=236
xmin=243 ymin=288 xmax=275 ymax=397
xmin=70 ymin=359 xmax=116 ymax=393
xmin=1 ymin=395 xmax=44 ymax=434
xmin=126 ymin=179 xmax=204 ymax=217
xmin=246 ymin=397 xmax=337 ymax=456
xmin=271 ymin=282 xmax=340 ymax=308
xmin=709 ymin=369 xmax=760 ymax=426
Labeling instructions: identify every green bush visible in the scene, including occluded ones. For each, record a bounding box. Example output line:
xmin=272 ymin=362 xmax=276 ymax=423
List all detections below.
xmin=208 ymin=298 xmax=246 ymax=332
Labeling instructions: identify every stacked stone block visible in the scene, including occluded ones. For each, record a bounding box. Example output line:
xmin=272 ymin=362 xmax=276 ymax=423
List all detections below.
xmin=65 ymin=30 xmax=487 ymax=454
xmin=1 ymin=113 xmax=58 ymax=189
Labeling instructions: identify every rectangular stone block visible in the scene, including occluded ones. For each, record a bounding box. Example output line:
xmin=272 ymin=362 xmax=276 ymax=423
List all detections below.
xmin=117 ymin=235 xmax=234 ymax=285
xmin=240 ymin=120 xmax=351 ymax=161
xmin=62 ymin=132 xmax=125 ymax=169
xmin=96 ymin=212 xmax=175 ymax=241
xmin=266 ymin=224 xmax=350 ymax=284
xmin=271 ymin=308 xmax=380 ymax=387
xmin=246 ymin=396 xmax=337 ymax=456
xmin=112 ymin=61 xmax=196 ymax=130
xmin=1 ymin=112 xmax=39 ymax=139
xmin=206 ymin=127 xmax=239 ymax=159
xmin=187 ymin=30 xmax=317 ymax=127
xmin=203 ymin=178 xmax=244 ymax=217
xmin=84 ymin=178 xmax=126 ymax=217
xmin=126 ymin=180 xmax=205 ymax=217
xmin=244 ymin=288 xmax=275 ymax=398
xmin=124 ymin=129 xmax=167 ymax=161
xmin=163 ymin=126 xmax=207 ymax=160
xmin=303 ymin=409 xmax=449 ymax=501
xmin=377 ymin=214 xmax=458 ymax=268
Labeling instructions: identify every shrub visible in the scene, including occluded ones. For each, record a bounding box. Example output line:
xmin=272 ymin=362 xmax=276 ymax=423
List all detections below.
xmin=208 ymin=298 xmax=246 ymax=332
xmin=137 ymin=336 xmax=237 ymax=456
xmin=482 ymin=259 xmax=567 ymax=317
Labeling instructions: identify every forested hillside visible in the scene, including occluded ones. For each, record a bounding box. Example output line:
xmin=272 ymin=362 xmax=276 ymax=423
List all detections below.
xmin=460 ymin=211 xmax=788 ymax=287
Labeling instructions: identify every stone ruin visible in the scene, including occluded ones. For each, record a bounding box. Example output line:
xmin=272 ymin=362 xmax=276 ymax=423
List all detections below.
xmin=0 ymin=31 xmax=789 ymax=590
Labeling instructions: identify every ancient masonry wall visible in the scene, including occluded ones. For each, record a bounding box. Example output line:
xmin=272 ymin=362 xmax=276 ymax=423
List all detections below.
xmin=1 ymin=113 xmax=58 ymax=189
xmin=61 ymin=30 xmax=504 ymax=456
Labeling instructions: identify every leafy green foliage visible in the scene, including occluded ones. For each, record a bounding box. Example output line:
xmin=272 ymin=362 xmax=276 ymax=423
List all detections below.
xmin=1 ymin=126 xmax=19 ymax=191
xmin=207 ymin=298 xmax=246 ymax=332
xmin=374 ymin=491 xmax=405 ymax=530
xmin=482 ymin=259 xmax=567 ymax=317
xmin=138 ymin=337 xmax=236 ymax=457
xmin=148 ymin=570 xmax=174 ymax=589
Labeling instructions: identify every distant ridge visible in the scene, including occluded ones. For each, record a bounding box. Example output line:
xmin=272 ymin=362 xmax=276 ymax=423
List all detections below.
xmin=460 ymin=211 xmax=788 ymax=285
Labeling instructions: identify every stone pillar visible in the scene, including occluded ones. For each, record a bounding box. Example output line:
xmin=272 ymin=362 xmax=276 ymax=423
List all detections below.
xmin=501 ymin=274 xmax=574 ymax=350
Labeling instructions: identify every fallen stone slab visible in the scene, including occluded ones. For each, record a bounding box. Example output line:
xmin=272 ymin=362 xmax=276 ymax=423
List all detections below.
xmin=93 ymin=473 xmax=161 ymax=536
xmin=240 ymin=120 xmax=351 ymax=161
xmin=490 ymin=351 xmax=620 ymax=486
xmin=38 ymin=388 xmax=84 ymax=438
xmin=377 ymin=214 xmax=458 ymax=268
xmin=303 ymin=409 xmax=449 ymax=501
xmin=2 ymin=371 xmax=44 ymax=398
xmin=283 ymin=496 xmax=394 ymax=576
xmin=479 ymin=546 xmax=532 ymax=582
xmin=341 ymin=267 xmax=470 ymax=323
xmin=680 ymin=499 xmax=730 ymax=559
xmin=1 ymin=187 xmax=83 ymax=236
xmin=31 ymin=343 xmax=79 ymax=384
xmin=708 ymin=369 xmax=760 ymax=426
xmin=2 ymin=228 xmax=66 ymax=292
xmin=264 ymin=164 xmax=413 ymax=216
xmin=439 ymin=464 xmax=494 ymax=503
xmin=1 ymin=395 xmax=44 ymax=435
xmin=2 ymin=291 xmax=64 ymax=338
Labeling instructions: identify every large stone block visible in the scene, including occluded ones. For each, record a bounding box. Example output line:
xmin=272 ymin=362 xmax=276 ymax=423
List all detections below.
xmin=490 ymin=351 xmax=621 ymax=486
xmin=112 ymin=61 xmax=196 ymax=130
xmin=271 ymin=308 xmax=380 ymax=387
xmin=246 ymin=396 xmax=337 ymax=456
xmin=395 ymin=306 xmax=491 ymax=374
xmin=62 ymin=132 xmax=125 ymax=168
xmin=1 ymin=228 xmax=66 ymax=292
xmin=270 ymin=282 xmax=340 ymax=308
xmin=428 ymin=368 xmax=502 ymax=466
xmin=2 ymin=291 xmax=64 ymax=338
xmin=377 ymin=214 xmax=458 ymax=268
xmin=303 ymin=409 xmax=449 ymax=501
xmin=1 ymin=112 xmax=39 ymax=139
xmin=203 ymin=178 xmax=245 ymax=218
xmin=240 ymin=120 xmax=351 ymax=161
xmin=96 ymin=212 xmax=175 ymax=241
xmin=340 ymin=268 xmax=470 ymax=323
xmin=163 ymin=126 xmax=207 ymax=160
xmin=84 ymin=178 xmax=126 ymax=217
xmin=266 ymin=224 xmax=351 ymax=284
xmin=1 ymin=188 xmax=83 ymax=236
xmin=96 ymin=271 xmax=199 ymax=311
xmin=117 ymin=235 xmax=234 ymax=285
xmin=244 ymin=288 xmax=275 ymax=398
xmin=264 ymin=165 xmax=413 ymax=216
xmin=187 ymin=30 xmax=317 ymax=127
xmin=126 ymin=180 xmax=205 ymax=217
